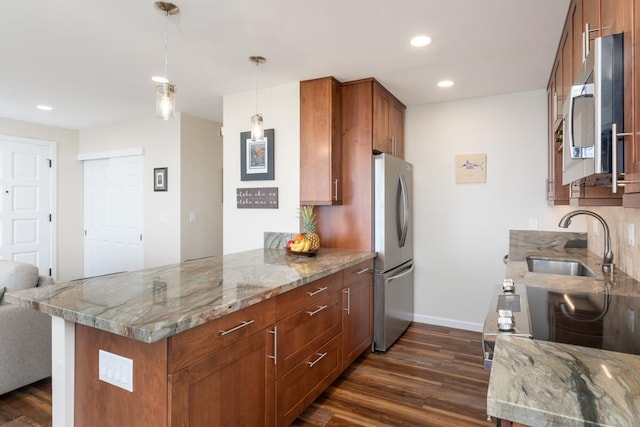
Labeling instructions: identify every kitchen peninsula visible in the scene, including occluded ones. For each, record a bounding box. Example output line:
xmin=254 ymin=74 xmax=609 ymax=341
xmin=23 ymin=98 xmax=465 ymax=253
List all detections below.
xmin=5 ymin=247 xmax=375 ymax=427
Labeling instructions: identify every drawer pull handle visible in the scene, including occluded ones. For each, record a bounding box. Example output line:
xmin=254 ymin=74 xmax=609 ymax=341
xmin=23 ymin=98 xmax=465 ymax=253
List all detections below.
xmin=307 ymin=286 xmax=328 ymax=297
xmin=219 ymin=320 xmax=255 ymax=336
xmin=354 ymin=268 xmax=369 ymax=275
xmin=307 ymin=352 xmax=328 ymax=368
xmin=267 ymin=326 xmax=277 ymax=365
xmin=344 ymin=288 xmax=351 ymax=314
xmin=306 ymin=305 xmax=328 ymax=316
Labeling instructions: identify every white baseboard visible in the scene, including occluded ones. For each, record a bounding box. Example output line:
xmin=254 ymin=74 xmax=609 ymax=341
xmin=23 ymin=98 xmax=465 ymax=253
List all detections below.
xmin=413 ymin=313 xmax=483 ymax=332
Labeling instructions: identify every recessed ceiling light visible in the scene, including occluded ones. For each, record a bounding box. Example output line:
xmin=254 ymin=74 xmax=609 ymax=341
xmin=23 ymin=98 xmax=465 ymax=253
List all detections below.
xmin=152 ymin=76 xmax=169 ymax=83
xmin=36 ymin=105 xmax=53 ymax=111
xmin=438 ymin=80 xmax=455 ymax=88
xmin=410 ymin=35 xmax=432 ymax=47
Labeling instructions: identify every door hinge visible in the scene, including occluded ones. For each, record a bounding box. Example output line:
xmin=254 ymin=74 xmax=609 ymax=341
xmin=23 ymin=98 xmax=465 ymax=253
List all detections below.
xmin=49 ymin=214 xmax=52 ymax=222
xmin=49 ymin=268 xmax=52 ymax=277
xmin=48 ymin=159 xmax=52 ymax=168
xmin=140 ymin=234 xmax=143 ymax=241
xmin=84 ymin=229 xmax=87 ymax=236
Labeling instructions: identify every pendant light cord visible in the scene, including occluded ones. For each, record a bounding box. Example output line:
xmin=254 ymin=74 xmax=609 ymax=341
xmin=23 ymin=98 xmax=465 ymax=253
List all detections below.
xmin=255 ymin=61 xmax=260 ymax=114
xmin=163 ymin=11 xmax=169 ymax=80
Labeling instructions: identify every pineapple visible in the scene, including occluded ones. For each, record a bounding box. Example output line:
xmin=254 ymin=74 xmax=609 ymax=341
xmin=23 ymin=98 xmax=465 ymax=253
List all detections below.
xmin=299 ymin=205 xmax=320 ymax=251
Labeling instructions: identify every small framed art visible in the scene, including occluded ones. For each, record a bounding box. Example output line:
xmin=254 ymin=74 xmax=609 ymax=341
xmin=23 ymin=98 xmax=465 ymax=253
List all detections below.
xmin=154 ymin=167 xmax=168 ymax=191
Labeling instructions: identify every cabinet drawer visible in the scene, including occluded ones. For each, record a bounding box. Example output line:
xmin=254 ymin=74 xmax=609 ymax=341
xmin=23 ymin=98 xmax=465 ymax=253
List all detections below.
xmin=168 ymin=299 xmax=275 ymax=372
xmin=276 ymin=272 xmax=343 ymax=320
xmin=276 ymin=291 xmax=341 ymax=377
xmin=342 ymin=259 xmax=373 ymax=287
xmin=276 ymin=334 xmax=342 ymax=427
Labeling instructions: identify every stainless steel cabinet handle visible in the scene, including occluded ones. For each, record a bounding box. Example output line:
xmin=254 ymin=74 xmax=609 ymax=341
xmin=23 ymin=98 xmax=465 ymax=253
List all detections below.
xmin=344 ymin=288 xmax=350 ymax=314
xmin=307 ymin=286 xmax=328 ymax=297
xmin=611 ymin=123 xmax=633 ymax=193
xmin=219 ymin=319 xmax=255 ymax=336
xmin=354 ymin=268 xmax=369 ymax=275
xmin=333 ymin=179 xmax=338 ymax=201
xmin=267 ymin=326 xmax=277 ymax=365
xmin=306 ymin=305 xmax=328 ymax=316
xmin=307 ymin=352 xmax=327 ymax=368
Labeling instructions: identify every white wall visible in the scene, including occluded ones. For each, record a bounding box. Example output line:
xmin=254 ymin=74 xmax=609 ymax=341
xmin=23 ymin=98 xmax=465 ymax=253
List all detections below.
xmin=180 ymin=114 xmax=223 ymax=260
xmin=222 ymin=83 xmax=301 ymax=254
xmin=79 ymin=116 xmax=182 ymax=268
xmin=0 ymin=117 xmax=83 ymax=281
xmin=406 ymin=90 xmax=580 ymax=330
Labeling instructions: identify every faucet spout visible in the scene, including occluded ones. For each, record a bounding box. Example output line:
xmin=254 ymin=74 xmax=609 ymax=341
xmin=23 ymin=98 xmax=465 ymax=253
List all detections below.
xmin=558 ymin=210 xmax=614 ymax=274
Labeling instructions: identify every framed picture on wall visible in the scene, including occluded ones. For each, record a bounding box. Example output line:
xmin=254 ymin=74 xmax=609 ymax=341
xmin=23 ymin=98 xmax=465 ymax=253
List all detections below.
xmin=154 ymin=167 xmax=168 ymax=191
xmin=240 ymin=129 xmax=274 ymax=181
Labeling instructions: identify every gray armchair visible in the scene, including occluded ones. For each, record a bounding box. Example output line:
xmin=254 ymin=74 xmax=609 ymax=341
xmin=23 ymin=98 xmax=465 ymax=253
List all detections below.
xmin=0 ymin=261 xmax=53 ymax=395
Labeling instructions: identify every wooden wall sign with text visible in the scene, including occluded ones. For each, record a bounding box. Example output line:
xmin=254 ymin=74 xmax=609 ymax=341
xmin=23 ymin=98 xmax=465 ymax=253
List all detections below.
xmin=236 ymin=187 xmax=279 ymax=209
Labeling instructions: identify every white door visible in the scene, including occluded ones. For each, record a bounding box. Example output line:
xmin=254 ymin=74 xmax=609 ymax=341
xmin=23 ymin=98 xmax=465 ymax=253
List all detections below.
xmin=84 ymin=156 xmax=143 ymax=277
xmin=0 ymin=139 xmax=53 ymax=274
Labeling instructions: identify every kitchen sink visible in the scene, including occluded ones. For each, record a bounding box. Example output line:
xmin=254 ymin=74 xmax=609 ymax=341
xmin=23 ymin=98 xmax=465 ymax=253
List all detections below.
xmin=526 ymin=256 xmax=597 ymax=278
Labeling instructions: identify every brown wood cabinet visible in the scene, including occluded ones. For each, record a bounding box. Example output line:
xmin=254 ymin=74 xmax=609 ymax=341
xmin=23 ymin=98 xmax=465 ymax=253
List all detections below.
xmin=547 ymin=0 xmax=631 ymax=206
xmin=73 ymin=265 xmax=374 ymax=427
xmin=300 ymin=77 xmax=343 ymax=205
xmin=274 ymin=271 xmax=344 ymax=426
xmin=341 ymin=260 xmax=373 ymax=369
xmin=373 ymin=81 xmax=406 ymax=159
xmin=627 ymin=0 xmax=640 ymax=203
xmin=317 ymin=78 xmax=404 ymax=251
xmin=168 ymin=328 xmax=275 ymax=427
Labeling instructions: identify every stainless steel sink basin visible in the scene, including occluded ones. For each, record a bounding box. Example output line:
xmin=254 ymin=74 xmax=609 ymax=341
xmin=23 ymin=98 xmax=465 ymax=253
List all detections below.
xmin=526 ymin=256 xmax=597 ymax=278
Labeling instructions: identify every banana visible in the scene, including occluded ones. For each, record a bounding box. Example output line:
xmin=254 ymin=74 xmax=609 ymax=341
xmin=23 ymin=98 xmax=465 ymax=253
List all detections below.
xmin=302 ymin=239 xmax=311 ymax=252
xmin=290 ymin=239 xmax=305 ymax=252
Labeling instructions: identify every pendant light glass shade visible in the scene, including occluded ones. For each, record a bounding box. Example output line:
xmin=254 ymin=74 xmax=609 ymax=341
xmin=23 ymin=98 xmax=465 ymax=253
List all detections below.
xmin=156 ymin=82 xmax=176 ymax=120
xmin=251 ymin=113 xmax=264 ymax=140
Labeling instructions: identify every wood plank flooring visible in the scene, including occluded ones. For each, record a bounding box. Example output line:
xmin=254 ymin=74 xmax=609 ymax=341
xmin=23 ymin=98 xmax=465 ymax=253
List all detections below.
xmin=0 ymin=323 xmax=491 ymax=427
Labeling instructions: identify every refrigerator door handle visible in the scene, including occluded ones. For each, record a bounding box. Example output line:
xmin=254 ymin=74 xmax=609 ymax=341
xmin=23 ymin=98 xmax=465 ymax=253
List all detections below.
xmin=384 ymin=264 xmax=414 ymax=284
xmin=397 ymin=173 xmax=409 ymax=248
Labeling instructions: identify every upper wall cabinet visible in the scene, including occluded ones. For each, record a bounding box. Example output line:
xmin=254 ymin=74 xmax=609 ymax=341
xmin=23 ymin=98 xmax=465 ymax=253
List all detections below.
xmin=372 ymin=82 xmax=406 ymax=159
xmin=547 ymin=0 xmax=636 ymax=206
xmin=300 ymin=77 xmax=343 ymax=205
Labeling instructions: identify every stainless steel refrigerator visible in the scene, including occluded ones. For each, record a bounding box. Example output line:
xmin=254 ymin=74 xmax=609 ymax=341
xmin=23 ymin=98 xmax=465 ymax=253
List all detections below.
xmin=373 ymin=153 xmax=414 ymax=351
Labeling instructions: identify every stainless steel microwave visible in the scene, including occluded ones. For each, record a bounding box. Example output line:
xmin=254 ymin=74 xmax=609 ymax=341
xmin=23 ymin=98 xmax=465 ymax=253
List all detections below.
xmin=562 ymin=33 xmax=624 ymax=185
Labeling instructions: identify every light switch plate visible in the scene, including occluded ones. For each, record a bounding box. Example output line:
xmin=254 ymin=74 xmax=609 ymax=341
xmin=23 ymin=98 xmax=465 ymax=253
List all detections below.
xmin=99 ymin=349 xmax=133 ymax=392
xmin=629 ymin=224 xmax=635 ymax=246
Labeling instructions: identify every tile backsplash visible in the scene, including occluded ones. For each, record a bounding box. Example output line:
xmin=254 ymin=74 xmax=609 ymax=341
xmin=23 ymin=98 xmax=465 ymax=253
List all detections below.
xmin=589 ymin=207 xmax=640 ymax=280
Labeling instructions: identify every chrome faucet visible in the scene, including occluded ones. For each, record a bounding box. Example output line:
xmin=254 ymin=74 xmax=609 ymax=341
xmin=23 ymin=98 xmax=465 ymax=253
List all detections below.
xmin=558 ymin=210 xmax=613 ymax=274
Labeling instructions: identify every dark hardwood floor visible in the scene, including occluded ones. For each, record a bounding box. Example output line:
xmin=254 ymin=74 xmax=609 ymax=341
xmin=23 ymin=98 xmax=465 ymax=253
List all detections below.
xmin=0 ymin=323 xmax=491 ymax=427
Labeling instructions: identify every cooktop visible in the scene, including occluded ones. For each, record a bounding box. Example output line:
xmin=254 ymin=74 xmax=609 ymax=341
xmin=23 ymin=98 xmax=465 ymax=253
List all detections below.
xmin=526 ymin=285 xmax=640 ymax=357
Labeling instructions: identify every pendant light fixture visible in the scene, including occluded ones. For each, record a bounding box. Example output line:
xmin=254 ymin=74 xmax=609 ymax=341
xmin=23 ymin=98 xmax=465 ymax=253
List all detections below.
xmin=153 ymin=2 xmax=180 ymax=120
xmin=249 ymin=56 xmax=266 ymax=140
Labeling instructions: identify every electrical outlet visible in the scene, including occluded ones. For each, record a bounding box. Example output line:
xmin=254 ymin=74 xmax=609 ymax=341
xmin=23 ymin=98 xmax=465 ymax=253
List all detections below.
xmin=628 ymin=308 xmax=636 ymax=333
xmin=528 ymin=217 xmax=538 ymax=230
xmin=99 ymin=349 xmax=133 ymax=392
xmin=593 ymin=221 xmax=600 ymax=237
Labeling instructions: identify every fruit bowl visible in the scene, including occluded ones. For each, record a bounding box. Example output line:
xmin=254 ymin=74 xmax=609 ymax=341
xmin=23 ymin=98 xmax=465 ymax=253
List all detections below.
xmin=286 ymin=249 xmax=317 ymax=257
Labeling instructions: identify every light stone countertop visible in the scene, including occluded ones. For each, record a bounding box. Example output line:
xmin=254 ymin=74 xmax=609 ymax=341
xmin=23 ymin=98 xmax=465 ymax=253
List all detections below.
xmin=4 ymin=248 xmax=375 ymax=343
xmin=487 ymin=230 xmax=640 ymax=426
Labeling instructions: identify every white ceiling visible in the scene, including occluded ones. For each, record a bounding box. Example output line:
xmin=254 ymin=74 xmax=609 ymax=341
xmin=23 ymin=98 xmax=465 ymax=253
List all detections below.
xmin=1 ymin=0 xmax=570 ymax=130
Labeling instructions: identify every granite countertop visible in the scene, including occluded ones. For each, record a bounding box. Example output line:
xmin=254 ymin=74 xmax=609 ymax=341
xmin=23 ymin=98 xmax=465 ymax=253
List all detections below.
xmin=487 ymin=230 xmax=640 ymax=426
xmin=488 ymin=335 xmax=640 ymax=426
xmin=4 ymin=248 xmax=375 ymax=343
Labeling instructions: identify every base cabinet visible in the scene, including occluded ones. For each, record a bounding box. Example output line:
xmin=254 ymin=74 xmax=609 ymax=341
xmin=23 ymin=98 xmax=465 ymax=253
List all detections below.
xmin=342 ymin=260 xmax=373 ymax=369
xmin=168 ymin=329 xmax=275 ymax=427
xmin=73 ymin=266 xmax=373 ymax=427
